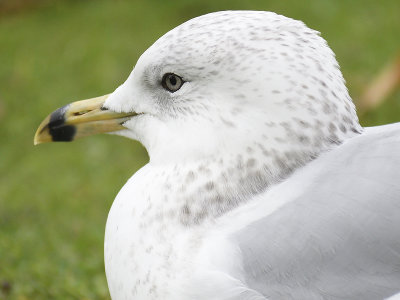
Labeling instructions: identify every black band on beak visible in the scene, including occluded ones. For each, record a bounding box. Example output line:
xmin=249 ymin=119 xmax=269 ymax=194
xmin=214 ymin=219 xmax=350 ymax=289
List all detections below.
xmin=47 ymin=105 xmax=77 ymax=142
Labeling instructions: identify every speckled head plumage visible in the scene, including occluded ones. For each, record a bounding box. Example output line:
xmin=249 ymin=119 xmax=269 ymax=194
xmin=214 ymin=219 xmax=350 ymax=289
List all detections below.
xmin=105 ymin=11 xmax=361 ymax=167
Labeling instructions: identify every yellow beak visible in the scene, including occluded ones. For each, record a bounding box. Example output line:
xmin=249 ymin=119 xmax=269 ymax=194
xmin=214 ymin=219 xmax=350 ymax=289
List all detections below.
xmin=34 ymin=94 xmax=137 ymax=145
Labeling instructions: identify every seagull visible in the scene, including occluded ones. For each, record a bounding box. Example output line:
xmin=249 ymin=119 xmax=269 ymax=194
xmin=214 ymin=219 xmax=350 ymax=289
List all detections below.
xmin=34 ymin=11 xmax=400 ymax=300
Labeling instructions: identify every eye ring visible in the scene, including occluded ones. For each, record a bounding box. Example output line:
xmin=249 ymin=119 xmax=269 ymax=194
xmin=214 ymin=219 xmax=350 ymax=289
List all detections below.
xmin=161 ymin=73 xmax=184 ymax=93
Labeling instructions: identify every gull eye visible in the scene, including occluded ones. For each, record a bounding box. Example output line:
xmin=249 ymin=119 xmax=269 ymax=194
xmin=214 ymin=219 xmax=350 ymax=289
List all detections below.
xmin=161 ymin=73 xmax=184 ymax=93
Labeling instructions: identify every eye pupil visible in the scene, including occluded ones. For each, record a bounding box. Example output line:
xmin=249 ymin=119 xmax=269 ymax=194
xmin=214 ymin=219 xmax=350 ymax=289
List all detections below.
xmin=169 ymin=75 xmax=177 ymax=86
xmin=162 ymin=73 xmax=184 ymax=92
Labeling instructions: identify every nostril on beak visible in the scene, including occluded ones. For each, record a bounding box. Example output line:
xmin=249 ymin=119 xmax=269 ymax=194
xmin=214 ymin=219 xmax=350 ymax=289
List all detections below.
xmin=73 ymin=110 xmax=91 ymax=116
xmin=100 ymin=106 xmax=109 ymax=111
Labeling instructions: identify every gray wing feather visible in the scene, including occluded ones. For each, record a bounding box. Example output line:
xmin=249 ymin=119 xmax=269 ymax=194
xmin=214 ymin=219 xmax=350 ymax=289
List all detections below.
xmin=233 ymin=124 xmax=400 ymax=300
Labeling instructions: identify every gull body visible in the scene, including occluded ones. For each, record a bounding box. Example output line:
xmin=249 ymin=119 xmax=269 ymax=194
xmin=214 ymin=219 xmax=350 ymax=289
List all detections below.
xmin=35 ymin=11 xmax=400 ymax=300
xmin=105 ymin=124 xmax=400 ymax=300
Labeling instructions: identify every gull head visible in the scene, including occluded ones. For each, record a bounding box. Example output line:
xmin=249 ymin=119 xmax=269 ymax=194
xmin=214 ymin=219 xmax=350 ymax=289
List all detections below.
xmin=104 ymin=11 xmax=362 ymax=164
xmin=35 ymin=10 xmax=362 ymax=169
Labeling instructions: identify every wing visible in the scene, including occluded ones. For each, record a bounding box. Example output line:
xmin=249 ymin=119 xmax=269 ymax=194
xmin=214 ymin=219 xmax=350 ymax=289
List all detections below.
xmin=228 ymin=123 xmax=400 ymax=300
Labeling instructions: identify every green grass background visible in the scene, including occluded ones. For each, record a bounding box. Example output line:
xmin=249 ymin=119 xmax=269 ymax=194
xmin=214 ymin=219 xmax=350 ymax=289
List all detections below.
xmin=1 ymin=0 xmax=399 ymax=299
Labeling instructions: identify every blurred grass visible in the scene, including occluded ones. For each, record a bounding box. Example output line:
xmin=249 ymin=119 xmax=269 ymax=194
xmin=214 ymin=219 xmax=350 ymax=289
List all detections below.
xmin=0 ymin=0 xmax=399 ymax=299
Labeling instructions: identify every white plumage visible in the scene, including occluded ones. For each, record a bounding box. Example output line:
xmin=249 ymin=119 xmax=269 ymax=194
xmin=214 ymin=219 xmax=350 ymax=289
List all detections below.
xmin=98 ymin=11 xmax=400 ymax=299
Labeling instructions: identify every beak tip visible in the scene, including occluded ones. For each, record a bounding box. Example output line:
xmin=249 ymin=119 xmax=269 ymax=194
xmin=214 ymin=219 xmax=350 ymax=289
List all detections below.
xmin=33 ymin=130 xmax=41 ymax=145
xmin=33 ymin=135 xmax=44 ymax=146
xmin=33 ymin=121 xmax=52 ymax=145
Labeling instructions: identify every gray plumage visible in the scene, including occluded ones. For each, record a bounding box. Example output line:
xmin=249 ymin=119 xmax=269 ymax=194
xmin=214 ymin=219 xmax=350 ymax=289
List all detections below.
xmin=234 ymin=124 xmax=400 ymax=299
